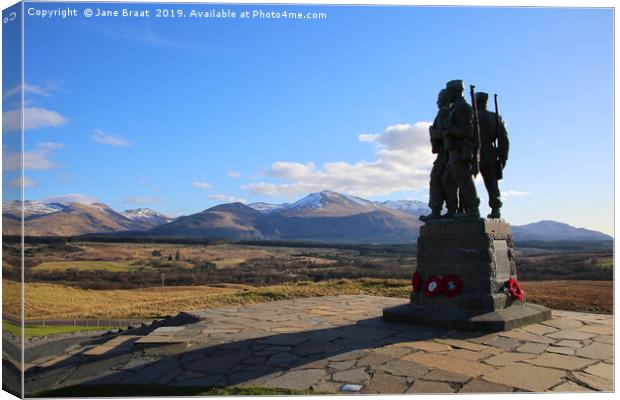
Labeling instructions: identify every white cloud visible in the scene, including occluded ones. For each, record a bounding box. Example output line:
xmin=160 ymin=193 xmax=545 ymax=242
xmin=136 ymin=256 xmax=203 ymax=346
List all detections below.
xmin=92 ymin=129 xmax=130 ymax=147
xmin=192 ymin=181 xmax=212 ymax=190
xmin=208 ymin=194 xmax=246 ymax=203
xmin=242 ymin=122 xmax=434 ymax=198
xmin=3 ymin=83 xmax=52 ymax=100
xmin=122 ymin=196 xmax=162 ymax=205
xmin=3 ymin=107 xmax=67 ymax=132
xmin=227 ymin=170 xmax=242 ymax=179
xmin=37 ymin=141 xmax=64 ymax=150
xmin=44 ymin=193 xmax=98 ymax=204
xmin=3 ymin=142 xmax=64 ymax=171
xmin=10 ymin=176 xmax=38 ymax=189
xmin=502 ymin=190 xmax=531 ymax=198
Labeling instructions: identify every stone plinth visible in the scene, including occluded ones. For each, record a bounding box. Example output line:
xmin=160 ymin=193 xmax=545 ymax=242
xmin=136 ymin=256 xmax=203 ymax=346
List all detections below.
xmin=383 ymin=219 xmax=551 ymax=331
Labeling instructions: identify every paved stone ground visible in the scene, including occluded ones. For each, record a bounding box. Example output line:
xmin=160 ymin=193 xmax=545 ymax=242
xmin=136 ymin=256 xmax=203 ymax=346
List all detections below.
xmin=24 ymin=295 xmax=614 ymax=394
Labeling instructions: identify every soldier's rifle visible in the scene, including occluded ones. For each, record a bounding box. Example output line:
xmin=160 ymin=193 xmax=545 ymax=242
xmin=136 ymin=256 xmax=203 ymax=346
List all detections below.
xmin=469 ymin=85 xmax=481 ymax=177
xmin=494 ymin=93 xmax=504 ymax=180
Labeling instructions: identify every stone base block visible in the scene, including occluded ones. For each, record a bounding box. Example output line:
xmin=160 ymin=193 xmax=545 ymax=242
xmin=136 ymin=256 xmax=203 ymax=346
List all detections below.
xmin=382 ymin=303 xmax=551 ymax=332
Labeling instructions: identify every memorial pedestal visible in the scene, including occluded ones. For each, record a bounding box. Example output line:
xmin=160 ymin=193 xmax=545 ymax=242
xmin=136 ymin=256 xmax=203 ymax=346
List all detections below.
xmin=383 ymin=219 xmax=551 ymax=331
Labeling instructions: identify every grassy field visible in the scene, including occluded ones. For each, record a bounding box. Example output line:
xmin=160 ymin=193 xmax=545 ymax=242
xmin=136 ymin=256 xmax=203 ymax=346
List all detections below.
xmin=3 ymin=278 xmax=409 ymax=320
xmin=33 ymin=260 xmax=134 ymax=272
xmin=20 ymin=242 xmax=347 ymax=270
xmin=2 ymin=278 xmax=612 ymax=320
xmin=2 ymin=320 xmax=113 ymax=338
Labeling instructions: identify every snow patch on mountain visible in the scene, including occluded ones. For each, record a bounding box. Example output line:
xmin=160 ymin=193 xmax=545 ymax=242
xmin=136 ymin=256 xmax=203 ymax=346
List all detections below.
xmin=380 ymin=200 xmax=430 ymax=216
xmin=3 ymin=200 xmax=73 ymax=216
xmin=122 ymin=208 xmax=172 ymax=224
xmin=248 ymin=202 xmax=288 ymax=213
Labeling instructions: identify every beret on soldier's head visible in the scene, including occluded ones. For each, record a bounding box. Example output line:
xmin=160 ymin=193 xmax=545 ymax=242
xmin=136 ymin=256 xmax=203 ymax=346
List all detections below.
xmin=475 ymin=92 xmax=489 ymax=103
xmin=446 ymin=80 xmax=464 ymax=92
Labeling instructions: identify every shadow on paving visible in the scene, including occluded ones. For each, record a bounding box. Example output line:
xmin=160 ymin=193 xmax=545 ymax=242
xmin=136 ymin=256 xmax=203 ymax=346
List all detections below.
xmin=24 ymin=316 xmax=490 ymax=396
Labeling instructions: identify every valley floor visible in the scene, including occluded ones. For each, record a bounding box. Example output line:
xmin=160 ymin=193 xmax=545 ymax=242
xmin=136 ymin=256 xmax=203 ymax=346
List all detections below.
xmin=2 ymin=279 xmax=612 ymax=321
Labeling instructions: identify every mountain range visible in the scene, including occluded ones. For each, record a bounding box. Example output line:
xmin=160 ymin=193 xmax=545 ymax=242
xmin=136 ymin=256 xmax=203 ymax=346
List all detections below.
xmin=2 ymin=192 xmax=612 ymax=242
xmin=2 ymin=200 xmax=171 ymax=236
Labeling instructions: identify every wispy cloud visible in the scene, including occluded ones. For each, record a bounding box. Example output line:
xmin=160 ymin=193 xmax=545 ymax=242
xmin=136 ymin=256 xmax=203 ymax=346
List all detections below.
xmin=208 ymin=194 xmax=246 ymax=203
xmin=242 ymin=122 xmax=434 ymax=198
xmin=44 ymin=193 xmax=98 ymax=204
xmin=122 ymin=196 xmax=162 ymax=205
xmin=3 ymin=83 xmax=49 ymax=99
xmin=92 ymin=129 xmax=130 ymax=147
xmin=89 ymin=22 xmax=207 ymax=56
xmin=192 ymin=181 xmax=212 ymax=190
xmin=3 ymin=107 xmax=67 ymax=132
xmin=3 ymin=142 xmax=64 ymax=171
xmin=227 ymin=170 xmax=242 ymax=179
xmin=503 ymin=190 xmax=532 ymax=198
xmin=10 ymin=176 xmax=38 ymax=189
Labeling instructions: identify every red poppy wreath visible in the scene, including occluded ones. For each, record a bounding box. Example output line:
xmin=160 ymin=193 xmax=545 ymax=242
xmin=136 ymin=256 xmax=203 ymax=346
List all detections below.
xmin=505 ymin=278 xmax=525 ymax=301
xmin=440 ymin=274 xmax=463 ymax=297
xmin=411 ymin=271 xmax=421 ymax=292
xmin=423 ymin=275 xmax=442 ymax=297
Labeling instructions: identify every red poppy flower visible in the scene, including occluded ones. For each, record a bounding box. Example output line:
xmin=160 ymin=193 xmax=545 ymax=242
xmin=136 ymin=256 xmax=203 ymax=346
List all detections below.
xmin=440 ymin=274 xmax=463 ymax=297
xmin=412 ymin=272 xmax=421 ymax=292
xmin=423 ymin=275 xmax=442 ymax=297
xmin=507 ymin=278 xmax=525 ymax=301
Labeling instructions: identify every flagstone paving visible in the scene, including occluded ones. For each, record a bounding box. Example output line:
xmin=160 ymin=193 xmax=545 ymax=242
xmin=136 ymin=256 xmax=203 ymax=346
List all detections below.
xmin=23 ymin=295 xmax=614 ymax=394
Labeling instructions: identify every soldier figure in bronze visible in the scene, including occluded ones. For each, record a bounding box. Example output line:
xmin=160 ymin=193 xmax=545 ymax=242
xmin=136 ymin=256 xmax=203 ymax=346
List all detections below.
xmin=441 ymin=80 xmax=480 ymax=219
xmin=475 ymin=92 xmax=510 ymax=219
xmin=420 ymin=89 xmax=451 ymax=222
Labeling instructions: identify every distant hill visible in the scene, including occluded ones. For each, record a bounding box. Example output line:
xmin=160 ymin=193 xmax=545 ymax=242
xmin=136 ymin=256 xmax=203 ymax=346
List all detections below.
xmin=2 ymin=201 xmax=170 ymax=236
xmin=150 ymin=191 xmax=421 ymax=243
xmin=511 ymin=220 xmax=613 ymax=242
xmin=2 ymin=196 xmax=612 ymax=243
xmin=148 ymin=202 xmax=266 ymax=240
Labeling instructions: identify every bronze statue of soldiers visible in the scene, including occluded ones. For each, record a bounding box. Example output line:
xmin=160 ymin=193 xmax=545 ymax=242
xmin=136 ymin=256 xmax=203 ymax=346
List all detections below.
xmin=420 ymin=89 xmax=451 ymax=222
xmin=441 ymin=80 xmax=480 ymax=219
xmin=475 ymin=92 xmax=509 ymax=219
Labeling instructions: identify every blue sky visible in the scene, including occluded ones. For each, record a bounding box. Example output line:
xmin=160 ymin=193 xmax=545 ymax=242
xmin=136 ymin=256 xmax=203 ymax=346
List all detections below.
xmin=11 ymin=3 xmax=614 ymax=234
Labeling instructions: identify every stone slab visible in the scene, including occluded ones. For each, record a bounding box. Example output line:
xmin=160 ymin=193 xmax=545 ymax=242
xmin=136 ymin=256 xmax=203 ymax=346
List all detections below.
xmin=406 ymin=380 xmax=454 ymax=393
xmin=483 ymin=364 xmax=566 ymax=392
xmin=383 ymin=303 xmax=551 ymax=331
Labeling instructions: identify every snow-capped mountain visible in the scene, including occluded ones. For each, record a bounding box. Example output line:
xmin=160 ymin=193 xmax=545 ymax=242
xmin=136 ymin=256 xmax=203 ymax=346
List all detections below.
xmin=249 ymin=190 xmax=380 ymax=217
xmin=380 ymin=200 xmax=430 ymax=217
xmin=248 ymin=202 xmax=288 ymax=213
xmin=150 ymin=190 xmax=419 ymax=242
xmin=2 ymin=200 xmax=73 ymax=218
xmin=288 ymin=190 xmax=377 ymax=211
xmin=122 ymin=208 xmax=173 ymax=225
xmin=2 ymin=201 xmax=172 ymax=236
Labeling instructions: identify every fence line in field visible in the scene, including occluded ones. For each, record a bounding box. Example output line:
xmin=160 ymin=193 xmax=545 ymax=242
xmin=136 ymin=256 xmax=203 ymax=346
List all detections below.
xmin=3 ymin=315 xmax=155 ymax=328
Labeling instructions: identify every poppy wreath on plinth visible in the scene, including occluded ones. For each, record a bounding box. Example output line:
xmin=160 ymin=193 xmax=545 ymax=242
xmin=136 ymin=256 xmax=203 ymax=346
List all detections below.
xmin=411 ymin=271 xmax=421 ymax=292
xmin=440 ymin=274 xmax=463 ymax=297
xmin=505 ymin=278 xmax=525 ymax=301
xmin=423 ymin=275 xmax=442 ymax=297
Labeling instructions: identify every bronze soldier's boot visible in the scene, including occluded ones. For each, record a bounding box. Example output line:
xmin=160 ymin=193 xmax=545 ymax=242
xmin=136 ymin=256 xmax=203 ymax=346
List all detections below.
xmin=442 ymin=208 xmax=457 ymax=219
xmin=419 ymin=209 xmax=441 ymax=222
xmin=488 ymin=207 xmax=501 ymax=219
xmin=455 ymin=208 xmax=481 ymax=220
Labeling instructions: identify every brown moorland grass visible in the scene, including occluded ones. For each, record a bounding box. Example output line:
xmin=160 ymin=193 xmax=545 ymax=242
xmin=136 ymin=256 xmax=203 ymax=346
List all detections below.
xmin=2 ymin=279 xmax=612 ymax=320
xmin=19 ymin=243 xmax=345 ymax=270
xmin=522 ymin=280 xmax=612 ymax=314
xmin=3 ymin=278 xmax=409 ymax=320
